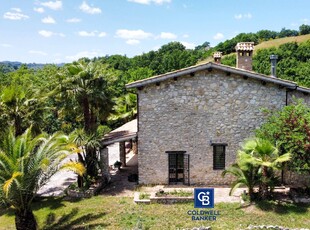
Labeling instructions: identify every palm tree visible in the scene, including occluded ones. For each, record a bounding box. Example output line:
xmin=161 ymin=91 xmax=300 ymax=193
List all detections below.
xmin=0 ymin=128 xmax=85 ymax=230
xmin=238 ymin=138 xmax=291 ymax=199
xmin=54 ymin=60 xmax=115 ymax=178
xmin=59 ymin=60 xmax=114 ymax=133
xmin=70 ymin=128 xmax=102 ymax=187
xmin=222 ymin=163 xmax=260 ymax=201
xmin=109 ymin=93 xmax=137 ymax=123
xmin=0 ymin=85 xmax=40 ymax=136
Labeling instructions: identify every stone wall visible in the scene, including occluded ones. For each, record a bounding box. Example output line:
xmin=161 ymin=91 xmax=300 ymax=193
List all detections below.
xmin=288 ymin=90 xmax=310 ymax=106
xmin=137 ymin=69 xmax=287 ymax=185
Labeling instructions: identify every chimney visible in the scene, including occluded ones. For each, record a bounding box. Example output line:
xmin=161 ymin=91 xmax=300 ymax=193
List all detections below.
xmin=270 ymin=55 xmax=278 ymax=77
xmin=213 ymin=52 xmax=222 ymax=64
xmin=235 ymin=42 xmax=254 ymax=71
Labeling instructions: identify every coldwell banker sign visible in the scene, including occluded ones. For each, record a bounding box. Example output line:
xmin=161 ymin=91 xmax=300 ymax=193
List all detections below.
xmin=187 ymin=188 xmax=220 ymax=221
xmin=194 ymin=188 xmax=214 ymax=208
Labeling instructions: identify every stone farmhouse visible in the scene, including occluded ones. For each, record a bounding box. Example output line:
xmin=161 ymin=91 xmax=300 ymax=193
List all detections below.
xmin=102 ymin=42 xmax=310 ymax=186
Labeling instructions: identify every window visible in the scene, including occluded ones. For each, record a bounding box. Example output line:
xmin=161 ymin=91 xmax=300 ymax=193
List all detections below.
xmin=213 ymin=145 xmax=226 ymax=170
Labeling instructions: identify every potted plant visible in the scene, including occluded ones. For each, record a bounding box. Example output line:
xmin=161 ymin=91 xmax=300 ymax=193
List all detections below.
xmin=114 ymin=161 xmax=122 ymax=170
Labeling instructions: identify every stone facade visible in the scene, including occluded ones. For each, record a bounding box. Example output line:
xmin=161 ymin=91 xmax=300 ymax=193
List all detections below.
xmin=137 ymin=69 xmax=290 ymax=185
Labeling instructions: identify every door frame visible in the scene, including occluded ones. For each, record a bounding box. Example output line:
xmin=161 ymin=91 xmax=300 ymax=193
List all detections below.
xmin=166 ymin=151 xmax=189 ymax=185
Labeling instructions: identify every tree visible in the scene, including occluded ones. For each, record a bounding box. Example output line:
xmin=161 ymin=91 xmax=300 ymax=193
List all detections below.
xmin=0 ymin=128 xmax=85 ymax=230
xmin=278 ymin=28 xmax=299 ymax=38
xmin=57 ymin=60 xmax=115 ymax=178
xmin=109 ymin=93 xmax=137 ymax=124
xmin=299 ymin=24 xmax=310 ymax=35
xmin=238 ymin=138 xmax=291 ymax=199
xmin=0 ymin=85 xmax=43 ymax=137
xmin=222 ymin=162 xmax=259 ymax=200
xmin=256 ymin=99 xmax=310 ymax=174
xmin=59 ymin=60 xmax=114 ymax=133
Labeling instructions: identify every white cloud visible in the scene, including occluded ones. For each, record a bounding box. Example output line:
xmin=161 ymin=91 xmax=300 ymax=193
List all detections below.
xmin=66 ymin=18 xmax=81 ymax=23
xmin=182 ymin=34 xmax=189 ymax=38
xmin=34 ymin=7 xmax=45 ymax=13
xmin=128 ymin=0 xmax=171 ymax=4
xmin=98 ymin=32 xmax=107 ymax=37
xmin=181 ymin=41 xmax=195 ymax=49
xmin=116 ymin=29 xmax=152 ymax=39
xmin=38 ymin=30 xmax=53 ymax=37
xmin=66 ymin=51 xmax=103 ymax=61
xmin=11 ymin=8 xmax=21 ymax=12
xmin=158 ymin=32 xmax=177 ymax=39
xmin=234 ymin=14 xmax=242 ymax=20
xmin=1 ymin=43 xmax=12 ymax=48
xmin=38 ymin=30 xmax=65 ymax=37
xmin=78 ymin=31 xmax=107 ymax=37
xmin=42 ymin=16 xmax=56 ymax=24
xmin=213 ymin=33 xmax=224 ymax=40
xmin=3 ymin=8 xmax=29 ymax=20
xmin=40 ymin=1 xmax=62 ymax=10
xmin=78 ymin=31 xmax=97 ymax=37
xmin=126 ymin=39 xmax=140 ymax=45
xmin=234 ymin=13 xmax=252 ymax=20
xmin=79 ymin=1 xmax=102 ymax=14
xmin=29 ymin=50 xmax=47 ymax=56
xmin=245 ymin=13 xmax=252 ymax=19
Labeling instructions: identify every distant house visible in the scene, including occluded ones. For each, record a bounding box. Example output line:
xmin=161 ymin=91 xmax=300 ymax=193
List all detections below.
xmin=120 ymin=42 xmax=310 ymax=186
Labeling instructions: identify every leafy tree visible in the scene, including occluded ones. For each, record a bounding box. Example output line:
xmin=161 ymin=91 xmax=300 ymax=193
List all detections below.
xmin=256 ymin=30 xmax=278 ymax=42
xmin=253 ymin=40 xmax=310 ymax=87
xmin=0 ymin=128 xmax=85 ymax=230
xmin=126 ymin=67 xmax=154 ymax=83
xmin=299 ymin=24 xmax=310 ymax=35
xmin=257 ymin=99 xmax=310 ymax=174
xmin=221 ymin=54 xmax=236 ymax=67
xmin=195 ymin=41 xmax=210 ymax=51
xmin=278 ymin=27 xmax=299 ymax=38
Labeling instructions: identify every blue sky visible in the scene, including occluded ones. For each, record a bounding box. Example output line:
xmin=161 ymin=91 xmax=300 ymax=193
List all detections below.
xmin=0 ymin=0 xmax=309 ymax=63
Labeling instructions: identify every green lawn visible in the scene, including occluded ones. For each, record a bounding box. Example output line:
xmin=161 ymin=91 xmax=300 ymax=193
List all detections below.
xmin=0 ymin=196 xmax=309 ymax=230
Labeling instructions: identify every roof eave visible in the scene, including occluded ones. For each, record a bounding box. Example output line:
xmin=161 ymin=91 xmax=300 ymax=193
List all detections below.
xmin=214 ymin=65 xmax=297 ymax=88
xmin=296 ymin=87 xmax=310 ymax=94
xmin=126 ymin=62 xmax=297 ymax=89
xmin=126 ymin=63 xmax=212 ymax=89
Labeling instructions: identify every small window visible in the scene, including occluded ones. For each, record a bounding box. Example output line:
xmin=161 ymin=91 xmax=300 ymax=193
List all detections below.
xmin=213 ymin=145 xmax=226 ymax=170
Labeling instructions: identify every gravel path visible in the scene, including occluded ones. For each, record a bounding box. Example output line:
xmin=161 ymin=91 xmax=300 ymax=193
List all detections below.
xmin=37 ymin=154 xmax=78 ymax=197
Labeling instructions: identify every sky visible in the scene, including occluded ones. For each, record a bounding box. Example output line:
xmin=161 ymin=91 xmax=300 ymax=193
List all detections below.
xmin=0 ymin=0 xmax=309 ymax=64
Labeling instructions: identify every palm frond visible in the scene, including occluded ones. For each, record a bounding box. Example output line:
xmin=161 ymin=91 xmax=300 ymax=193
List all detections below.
xmin=3 ymin=172 xmax=23 ymax=197
xmin=60 ymin=161 xmax=86 ymax=176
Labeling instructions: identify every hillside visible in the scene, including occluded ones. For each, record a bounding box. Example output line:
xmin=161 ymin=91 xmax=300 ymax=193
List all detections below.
xmin=200 ymin=34 xmax=310 ymax=64
xmin=0 ymin=61 xmax=65 ymax=73
xmin=254 ymin=34 xmax=310 ymax=53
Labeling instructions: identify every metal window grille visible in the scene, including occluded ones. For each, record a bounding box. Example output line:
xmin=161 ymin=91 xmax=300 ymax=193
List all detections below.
xmin=213 ymin=145 xmax=225 ymax=170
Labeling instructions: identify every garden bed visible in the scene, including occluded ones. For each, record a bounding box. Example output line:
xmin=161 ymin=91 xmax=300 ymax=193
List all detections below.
xmin=134 ymin=189 xmax=194 ymax=204
xmin=66 ymin=178 xmax=106 ymax=198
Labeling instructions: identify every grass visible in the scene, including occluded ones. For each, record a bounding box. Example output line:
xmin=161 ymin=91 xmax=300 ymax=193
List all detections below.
xmin=139 ymin=192 xmax=150 ymax=200
xmin=156 ymin=189 xmax=193 ymax=197
xmin=254 ymin=34 xmax=310 ymax=52
xmin=0 ymin=196 xmax=310 ymax=229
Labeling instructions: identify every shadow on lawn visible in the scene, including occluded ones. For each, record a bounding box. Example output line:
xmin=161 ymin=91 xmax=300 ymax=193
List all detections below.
xmin=42 ymin=207 xmax=108 ymax=230
xmin=255 ymin=200 xmax=310 ymax=214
